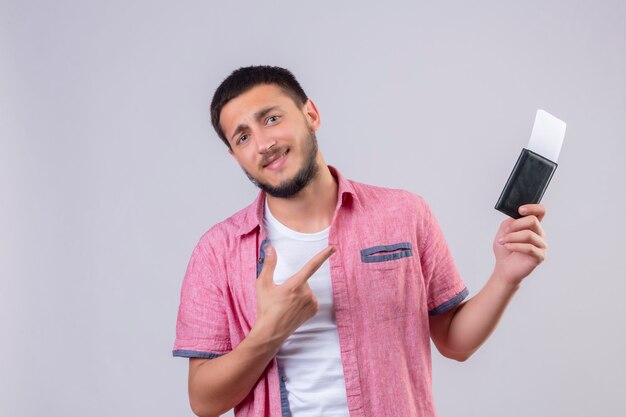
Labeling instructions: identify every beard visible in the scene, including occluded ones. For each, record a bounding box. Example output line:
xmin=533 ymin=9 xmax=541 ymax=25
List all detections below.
xmin=243 ymin=129 xmax=320 ymax=199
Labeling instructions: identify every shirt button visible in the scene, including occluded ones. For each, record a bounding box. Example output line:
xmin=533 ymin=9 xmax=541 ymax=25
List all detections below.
xmin=258 ymin=257 xmax=264 ymax=264
xmin=281 ymin=376 xmax=287 ymax=382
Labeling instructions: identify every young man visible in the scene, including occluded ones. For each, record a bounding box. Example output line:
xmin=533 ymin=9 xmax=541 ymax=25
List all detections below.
xmin=173 ymin=66 xmax=547 ymax=417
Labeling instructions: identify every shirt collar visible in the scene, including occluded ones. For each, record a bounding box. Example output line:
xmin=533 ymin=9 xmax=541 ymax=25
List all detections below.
xmin=236 ymin=165 xmax=357 ymax=237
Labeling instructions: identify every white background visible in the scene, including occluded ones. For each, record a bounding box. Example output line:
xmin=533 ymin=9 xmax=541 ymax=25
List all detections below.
xmin=2 ymin=1 xmax=625 ymax=416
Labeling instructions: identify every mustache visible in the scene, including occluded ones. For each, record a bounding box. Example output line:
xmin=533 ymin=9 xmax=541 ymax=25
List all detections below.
xmin=260 ymin=146 xmax=289 ymax=168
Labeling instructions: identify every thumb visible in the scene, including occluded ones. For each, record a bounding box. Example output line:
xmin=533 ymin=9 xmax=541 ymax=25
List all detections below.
xmin=258 ymin=244 xmax=277 ymax=286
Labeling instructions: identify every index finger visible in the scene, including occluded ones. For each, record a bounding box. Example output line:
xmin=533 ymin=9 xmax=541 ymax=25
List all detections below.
xmin=518 ymin=204 xmax=546 ymax=222
xmin=289 ymin=246 xmax=336 ymax=287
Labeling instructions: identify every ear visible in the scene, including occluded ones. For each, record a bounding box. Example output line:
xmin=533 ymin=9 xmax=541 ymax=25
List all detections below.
xmin=303 ymin=99 xmax=321 ymax=131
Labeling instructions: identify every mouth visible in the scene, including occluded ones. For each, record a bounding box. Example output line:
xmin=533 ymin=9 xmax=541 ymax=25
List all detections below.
xmin=262 ymin=148 xmax=289 ymax=169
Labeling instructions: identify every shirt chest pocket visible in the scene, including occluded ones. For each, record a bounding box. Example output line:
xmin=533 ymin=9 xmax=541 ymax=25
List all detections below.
xmin=356 ymin=242 xmax=421 ymax=320
xmin=360 ymin=242 xmax=413 ymax=267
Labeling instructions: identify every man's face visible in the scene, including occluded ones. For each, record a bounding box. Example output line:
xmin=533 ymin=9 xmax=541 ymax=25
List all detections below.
xmin=220 ymin=84 xmax=322 ymax=198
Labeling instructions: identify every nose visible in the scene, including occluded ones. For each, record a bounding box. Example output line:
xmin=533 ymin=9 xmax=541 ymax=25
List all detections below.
xmin=255 ymin=129 xmax=277 ymax=154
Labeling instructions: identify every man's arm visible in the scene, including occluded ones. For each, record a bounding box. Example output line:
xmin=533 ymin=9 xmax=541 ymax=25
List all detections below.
xmin=429 ymin=204 xmax=547 ymax=361
xmin=188 ymin=326 xmax=281 ymax=417
xmin=187 ymin=245 xmax=335 ymax=417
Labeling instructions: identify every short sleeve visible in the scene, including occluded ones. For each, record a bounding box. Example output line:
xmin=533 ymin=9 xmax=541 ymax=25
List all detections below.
xmin=172 ymin=238 xmax=231 ymax=358
xmin=415 ymin=197 xmax=469 ymax=316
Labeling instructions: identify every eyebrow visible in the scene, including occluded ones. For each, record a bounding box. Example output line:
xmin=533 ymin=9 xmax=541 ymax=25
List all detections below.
xmin=229 ymin=105 xmax=282 ymax=143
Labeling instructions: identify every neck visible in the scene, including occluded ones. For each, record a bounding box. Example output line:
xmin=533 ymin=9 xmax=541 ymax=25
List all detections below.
xmin=266 ymin=159 xmax=338 ymax=233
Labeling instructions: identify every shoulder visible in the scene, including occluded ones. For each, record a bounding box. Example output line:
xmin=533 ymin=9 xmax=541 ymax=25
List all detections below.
xmin=348 ymin=178 xmax=430 ymax=213
xmin=193 ymin=199 xmax=257 ymax=257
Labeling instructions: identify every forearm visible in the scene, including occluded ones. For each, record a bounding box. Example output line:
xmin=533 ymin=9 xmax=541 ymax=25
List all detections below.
xmin=443 ymin=271 xmax=520 ymax=360
xmin=188 ymin=326 xmax=282 ymax=417
xmin=432 ymin=204 xmax=547 ymax=361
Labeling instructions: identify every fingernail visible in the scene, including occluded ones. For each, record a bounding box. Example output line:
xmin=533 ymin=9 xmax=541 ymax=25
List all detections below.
xmin=519 ymin=207 xmax=528 ymax=215
xmin=498 ymin=237 xmax=504 ymax=244
xmin=265 ymin=246 xmax=274 ymax=256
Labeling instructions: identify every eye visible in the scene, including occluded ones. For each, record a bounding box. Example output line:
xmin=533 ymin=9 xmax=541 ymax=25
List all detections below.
xmin=266 ymin=115 xmax=280 ymax=125
xmin=236 ymin=134 xmax=249 ymax=145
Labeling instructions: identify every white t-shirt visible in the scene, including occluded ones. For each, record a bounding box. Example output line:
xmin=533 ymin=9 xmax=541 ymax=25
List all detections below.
xmin=264 ymin=200 xmax=349 ymax=417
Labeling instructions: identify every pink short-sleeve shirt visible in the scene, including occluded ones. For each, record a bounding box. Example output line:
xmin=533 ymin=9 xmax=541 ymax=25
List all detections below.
xmin=174 ymin=166 xmax=468 ymax=417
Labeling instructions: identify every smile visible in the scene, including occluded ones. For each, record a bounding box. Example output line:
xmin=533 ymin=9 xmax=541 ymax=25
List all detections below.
xmin=262 ymin=149 xmax=289 ymax=170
